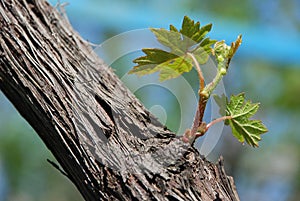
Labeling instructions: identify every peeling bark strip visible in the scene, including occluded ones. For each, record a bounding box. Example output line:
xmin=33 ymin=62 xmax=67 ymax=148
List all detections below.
xmin=0 ymin=0 xmax=240 ymax=200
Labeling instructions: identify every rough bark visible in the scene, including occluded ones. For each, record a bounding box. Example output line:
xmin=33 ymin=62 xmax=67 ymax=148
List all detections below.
xmin=0 ymin=0 xmax=240 ymax=200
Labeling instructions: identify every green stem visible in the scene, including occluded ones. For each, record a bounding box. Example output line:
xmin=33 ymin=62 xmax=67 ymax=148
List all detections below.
xmin=200 ymin=66 xmax=227 ymax=99
xmin=182 ymin=36 xmax=242 ymax=144
xmin=183 ymin=52 xmax=230 ymax=143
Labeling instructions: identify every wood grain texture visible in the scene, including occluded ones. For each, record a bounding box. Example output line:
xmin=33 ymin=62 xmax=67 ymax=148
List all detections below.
xmin=0 ymin=0 xmax=240 ymax=200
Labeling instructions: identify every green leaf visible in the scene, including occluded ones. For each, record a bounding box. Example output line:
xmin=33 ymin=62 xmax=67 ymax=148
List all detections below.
xmin=180 ymin=16 xmax=200 ymax=39
xmin=180 ymin=16 xmax=213 ymax=43
xmin=129 ymin=48 xmax=192 ymax=81
xmin=193 ymin=38 xmax=217 ymax=64
xmin=226 ymin=93 xmax=268 ymax=147
xmin=213 ymin=94 xmax=227 ymax=117
xmin=150 ymin=28 xmax=188 ymax=55
xmin=158 ymin=56 xmax=193 ymax=81
xmin=131 ymin=16 xmax=216 ymax=81
xmin=169 ymin=24 xmax=178 ymax=32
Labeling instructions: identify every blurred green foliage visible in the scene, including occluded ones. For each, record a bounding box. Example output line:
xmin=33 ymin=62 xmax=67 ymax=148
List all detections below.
xmin=183 ymin=0 xmax=257 ymax=21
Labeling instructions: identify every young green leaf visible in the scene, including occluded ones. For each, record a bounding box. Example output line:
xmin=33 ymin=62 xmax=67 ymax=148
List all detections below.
xmin=180 ymin=16 xmax=213 ymax=44
xmin=212 ymin=35 xmax=242 ymax=71
xmin=129 ymin=16 xmax=215 ymax=81
xmin=130 ymin=48 xmax=193 ymax=81
xmin=226 ymin=93 xmax=268 ymax=147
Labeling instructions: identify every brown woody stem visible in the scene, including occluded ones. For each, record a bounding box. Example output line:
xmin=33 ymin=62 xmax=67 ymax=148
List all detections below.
xmin=184 ymin=52 xmax=209 ymax=143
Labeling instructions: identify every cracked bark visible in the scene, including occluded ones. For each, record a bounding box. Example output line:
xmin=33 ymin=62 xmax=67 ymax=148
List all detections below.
xmin=0 ymin=0 xmax=240 ymax=200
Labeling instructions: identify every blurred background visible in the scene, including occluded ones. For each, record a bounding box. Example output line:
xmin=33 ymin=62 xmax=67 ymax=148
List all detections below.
xmin=0 ymin=0 xmax=299 ymax=200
